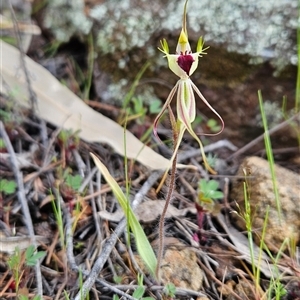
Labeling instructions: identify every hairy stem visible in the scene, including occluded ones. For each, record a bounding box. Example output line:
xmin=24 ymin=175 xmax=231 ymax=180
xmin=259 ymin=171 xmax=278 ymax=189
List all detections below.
xmin=155 ymin=107 xmax=178 ymax=280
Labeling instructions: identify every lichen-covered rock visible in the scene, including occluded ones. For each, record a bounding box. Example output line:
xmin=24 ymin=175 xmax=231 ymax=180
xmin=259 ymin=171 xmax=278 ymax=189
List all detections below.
xmin=230 ymin=156 xmax=300 ymax=251
xmin=39 ymin=0 xmax=297 ymax=111
xmin=86 ymin=0 xmax=297 ymax=105
xmin=43 ymin=0 xmax=92 ymax=42
xmin=88 ymin=0 xmax=297 ymax=69
xmin=42 ymin=0 xmax=297 ymax=71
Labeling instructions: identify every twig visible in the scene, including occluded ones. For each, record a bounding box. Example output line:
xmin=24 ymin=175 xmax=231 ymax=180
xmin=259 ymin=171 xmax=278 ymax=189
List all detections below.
xmin=227 ymin=113 xmax=300 ymax=160
xmin=8 ymin=1 xmax=37 ymax=110
xmin=100 ymin=282 xmax=207 ymax=297
xmin=178 ymin=139 xmax=238 ymax=162
xmin=8 ymin=2 xmax=49 ymax=152
xmin=0 ymin=121 xmax=43 ymax=296
xmin=69 ymin=171 xmax=162 ymax=300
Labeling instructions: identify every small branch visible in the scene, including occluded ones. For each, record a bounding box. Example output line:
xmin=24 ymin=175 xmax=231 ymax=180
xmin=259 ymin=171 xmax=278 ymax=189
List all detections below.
xmin=227 ymin=113 xmax=300 ymax=161
xmin=8 ymin=2 xmax=49 ymax=152
xmin=0 ymin=121 xmax=43 ymax=296
xmin=8 ymin=1 xmax=37 ymax=110
xmin=178 ymin=139 xmax=238 ymax=162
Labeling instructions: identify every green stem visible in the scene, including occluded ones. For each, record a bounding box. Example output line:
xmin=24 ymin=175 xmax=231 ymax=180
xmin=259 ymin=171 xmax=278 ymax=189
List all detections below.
xmin=155 ymin=106 xmax=178 ymax=281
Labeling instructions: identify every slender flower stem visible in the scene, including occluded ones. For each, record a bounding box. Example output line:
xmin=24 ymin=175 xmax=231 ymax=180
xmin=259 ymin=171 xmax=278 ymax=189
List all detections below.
xmin=156 ymin=107 xmax=178 ymax=280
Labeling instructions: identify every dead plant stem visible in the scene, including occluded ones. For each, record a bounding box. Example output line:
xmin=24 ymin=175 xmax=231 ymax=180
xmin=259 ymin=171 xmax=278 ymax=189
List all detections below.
xmin=155 ymin=107 xmax=178 ymax=280
xmin=8 ymin=1 xmax=37 ymax=110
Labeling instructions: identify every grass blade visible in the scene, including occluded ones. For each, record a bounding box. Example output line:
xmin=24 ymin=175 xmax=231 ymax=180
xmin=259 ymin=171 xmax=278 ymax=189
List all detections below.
xmin=90 ymin=153 xmax=157 ymax=277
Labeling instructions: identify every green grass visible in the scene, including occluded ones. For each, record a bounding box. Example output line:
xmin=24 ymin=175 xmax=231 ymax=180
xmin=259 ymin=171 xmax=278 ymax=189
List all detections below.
xmin=258 ymin=90 xmax=281 ymax=220
xmin=51 ymin=191 xmax=65 ymax=249
xmin=238 ymin=87 xmax=300 ymax=298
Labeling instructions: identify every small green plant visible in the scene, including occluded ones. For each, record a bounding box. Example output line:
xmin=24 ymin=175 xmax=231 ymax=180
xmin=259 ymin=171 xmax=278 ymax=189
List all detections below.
xmin=132 ymin=273 xmax=154 ymax=300
xmin=113 ymin=275 xmax=123 ymax=284
xmin=0 ymin=178 xmax=17 ymax=195
xmin=163 ymin=282 xmax=176 ymax=298
xmin=119 ymin=61 xmax=162 ymax=142
xmin=126 ymin=96 xmax=147 ymax=123
xmin=206 ymin=118 xmax=222 ymax=133
xmin=7 ymin=245 xmax=46 ymax=298
xmin=24 ymin=245 xmax=46 ymax=267
xmin=55 ymin=166 xmax=83 ymax=207
xmin=193 ymin=115 xmax=222 ymax=134
xmin=112 ymin=273 xmax=154 ymax=300
xmin=57 ymin=129 xmax=80 ymax=163
xmin=194 ymin=179 xmax=224 ymax=244
xmin=51 ymin=193 xmax=65 ymax=248
xmin=58 ymin=129 xmax=80 ymax=148
xmin=65 ymin=173 xmax=82 ymax=192
xmin=124 ymin=96 xmax=162 ymax=125
xmin=198 ymin=179 xmax=224 ymax=207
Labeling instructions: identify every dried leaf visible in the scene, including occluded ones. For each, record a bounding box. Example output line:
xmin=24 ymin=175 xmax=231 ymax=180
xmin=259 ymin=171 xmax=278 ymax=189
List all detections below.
xmin=0 ymin=40 xmax=190 ymax=170
xmin=99 ymin=200 xmax=196 ymax=223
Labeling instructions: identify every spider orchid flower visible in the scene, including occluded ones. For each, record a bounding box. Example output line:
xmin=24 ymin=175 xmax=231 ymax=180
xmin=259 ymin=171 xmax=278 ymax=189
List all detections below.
xmin=154 ymin=8 xmax=224 ymax=174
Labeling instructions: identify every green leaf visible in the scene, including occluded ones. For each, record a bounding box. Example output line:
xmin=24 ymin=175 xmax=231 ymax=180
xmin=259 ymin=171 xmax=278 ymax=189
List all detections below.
xmin=149 ymin=99 xmax=162 ymax=114
xmin=206 ymin=179 xmax=219 ymax=190
xmin=164 ymin=282 xmax=176 ymax=297
xmin=7 ymin=247 xmax=21 ymax=270
xmin=133 ymin=286 xmax=145 ymax=299
xmin=199 ymin=179 xmax=224 ymax=201
xmin=25 ymin=245 xmax=35 ymax=261
xmin=113 ymin=275 xmax=123 ymax=284
xmin=0 ymin=179 xmax=17 ymax=195
xmin=0 ymin=179 xmax=7 ymax=192
xmin=18 ymin=296 xmax=29 ymax=300
xmin=0 ymin=138 xmax=5 ymax=149
xmin=207 ymin=118 xmax=217 ymax=127
xmin=6 ymin=180 xmax=17 ymax=194
xmin=210 ymin=190 xmax=224 ymax=199
xmin=91 ymin=153 xmax=157 ymax=278
xmin=26 ymin=248 xmax=46 ymax=267
xmin=65 ymin=174 xmax=82 ymax=191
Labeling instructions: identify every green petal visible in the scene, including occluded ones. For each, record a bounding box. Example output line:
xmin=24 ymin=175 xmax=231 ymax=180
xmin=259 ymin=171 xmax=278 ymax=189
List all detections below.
xmin=177 ymin=79 xmax=196 ymax=126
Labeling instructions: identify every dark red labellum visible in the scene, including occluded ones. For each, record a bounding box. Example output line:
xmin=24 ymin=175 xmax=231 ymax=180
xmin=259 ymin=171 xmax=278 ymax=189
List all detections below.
xmin=177 ymin=54 xmax=194 ymax=75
